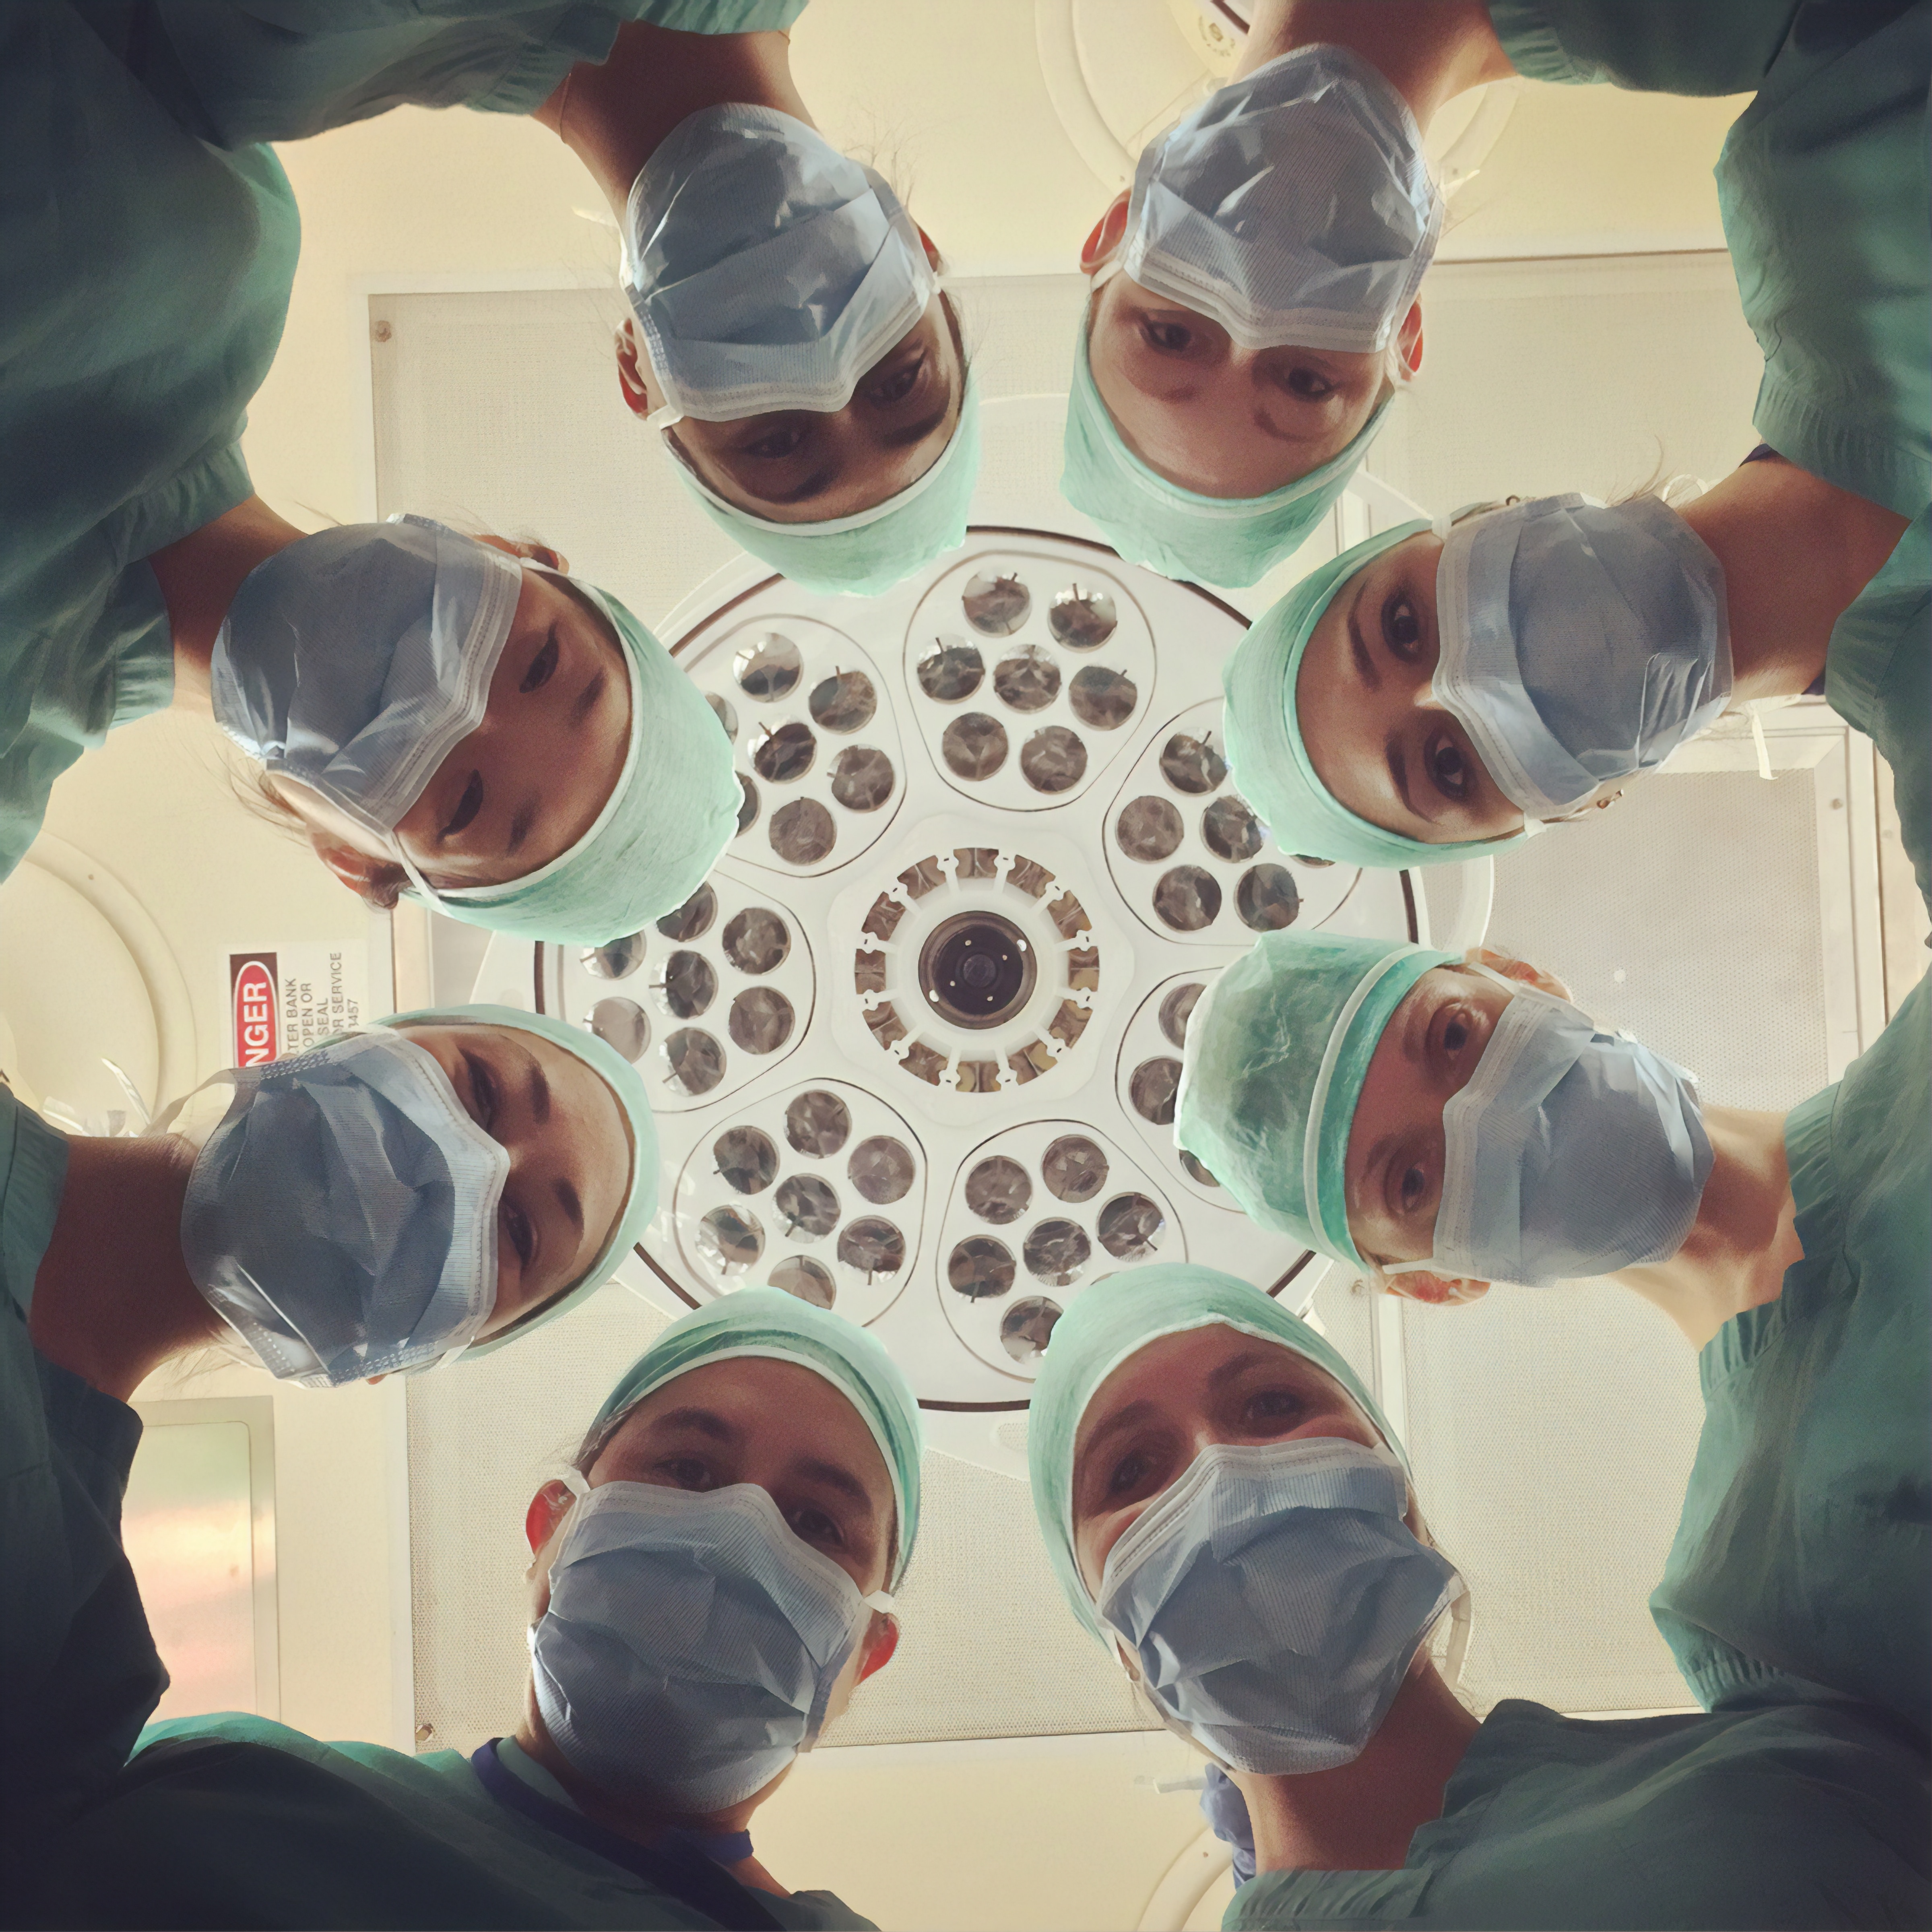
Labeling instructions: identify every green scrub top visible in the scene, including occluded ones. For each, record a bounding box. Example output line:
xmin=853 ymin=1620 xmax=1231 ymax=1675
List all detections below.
xmin=20 ymin=1713 xmax=876 ymax=1930
xmin=1827 ymin=508 xmax=1930 ymax=912
xmin=1486 ymin=0 xmax=1800 ymax=92
xmin=1716 ymin=0 xmax=1932 ymax=519
xmin=76 ymin=0 xmax=813 ymax=148
xmin=1223 ymin=1689 xmax=1931 ymax=1930
xmin=0 ymin=6 xmax=299 ymax=888
xmin=0 ymin=1086 xmax=167 ymax=1874
xmin=1651 ymin=975 xmax=1932 ymax=1740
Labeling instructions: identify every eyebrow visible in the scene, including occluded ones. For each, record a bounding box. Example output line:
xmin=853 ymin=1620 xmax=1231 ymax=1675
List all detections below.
xmin=1385 ymin=734 xmax=1419 ymax=819
xmin=525 ymin=1052 xmax=551 ymax=1125
xmin=552 ymin=1177 xmax=583 ymax=1239
xmin=1204 ymin=1349 xmax=1276 ymax=1391
xmin=572 ymin=667 xmax=607 ymax=727
xmin=506 ymin=794 xmax=541 ymax=857
xmin=650 ymin=1406 xmax=739 ymax=1444
xmin=1073 ymin=1396 xmax=1157 ymax=1498
xmin=751 ymin=464 xmax=839 ymax=508
xmin=1346 ymin=582 xmax=1379 ymax=693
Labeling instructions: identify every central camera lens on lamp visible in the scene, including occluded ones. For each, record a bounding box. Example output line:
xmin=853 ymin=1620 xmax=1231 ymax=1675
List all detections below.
xmin=919 ymin=912 xmax=1036 ymax=1030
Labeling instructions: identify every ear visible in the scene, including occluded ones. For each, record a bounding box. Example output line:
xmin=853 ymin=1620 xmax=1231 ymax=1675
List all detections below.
xmin=857 ymin=1611 xmax=900 ymax=1684
xmin=1080 ymin=191 xmax=1131 ymax=275
xmin=1396 ymin=301 xmax=1424 ymax=377
xmin=613 ymin=318 xmax=652 ymax=421
xmin=916 ymin=225 xmax=942 ymax=275
xmin=477 ymin=535 xmax=569 ymax=573
xmin=1467 ymin=944 xmax=1571 ymax=1003
xmin=306 ymin=832 xmax=409 ymax=910
xmin=525 ymin=1478 xmax=577 ymax=1556
xmin=1381 ymin=1271 xmax=1490 ymax=1308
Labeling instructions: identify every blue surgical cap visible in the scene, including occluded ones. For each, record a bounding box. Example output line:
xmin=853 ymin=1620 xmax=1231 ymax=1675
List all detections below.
xmin=592 ymin=1289 xmax=924 ymax=1586
xmin=427 ymin=584 xmax=739 ymax=945
xmin=670 ymin=377 xmax=982 ymax=597
xmin=1175 ymin=932 xmax=1453 ymax=1270
xmin=373 ymin=1003 xmax=659 ymax=1357
xmin=1059 ymin=314 xmax=1393 ymax=589
xmin=1222 ymin=521 xmax=1532 ymax=867
xmin=1027 ymin=1264 xmax=1403 ymax=1639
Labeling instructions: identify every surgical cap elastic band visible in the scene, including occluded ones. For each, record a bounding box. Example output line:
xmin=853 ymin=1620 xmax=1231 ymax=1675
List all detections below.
xmin=1221 ymin=520 xmax=1532 ymax=868
xmin=372 ymin=1003 xmax=659 ymax=1356
xmin=1026 ymin=1264 xmax=1404 ymax=1641
xmin=593 ymin=1288 xmax=923 ymax=1585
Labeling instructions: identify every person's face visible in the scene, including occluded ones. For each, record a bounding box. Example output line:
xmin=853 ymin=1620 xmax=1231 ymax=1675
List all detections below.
xmin=525 ymin=1357 xmax=899 ymax=1728
xmin=616 ymin=267 xmax=964 ymax=524
xmin=1344 ymin=949 xmax=1571 ymax=1305
xmin=1082 ymin=193 xmax=1417 ymax=500
xmin=393 ymin=1021 xmax=631 ymax=1338
xmin=1070 ymin=1323 xmax=1398 ymax=1602
xmin=1294 ymin=528 xmax=1532 ymax=845
xmin=275 ymin=548 xmax=632 ymax=890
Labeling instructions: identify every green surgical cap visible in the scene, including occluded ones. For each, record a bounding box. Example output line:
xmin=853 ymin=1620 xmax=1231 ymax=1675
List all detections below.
xmin=1175 ymin=932 xmax=1452 ymax=1270
xmin=592 ymin=1288 xmax=923 ymax=1586
xmin=421 ymin=583 xmax=739 ymax=946
xmin=1060 ymin=314 xmax=1392 ymax=590
xmin=1222 ymin=522 xmax=1532 ymax=868
xmin=673 ymin=378 xmax=982 ymax=597
xmin=374 ymin=1003 xmax=659 ymax=1358
xmin=1027 ymin=1264 xmax=1404 ymax=1640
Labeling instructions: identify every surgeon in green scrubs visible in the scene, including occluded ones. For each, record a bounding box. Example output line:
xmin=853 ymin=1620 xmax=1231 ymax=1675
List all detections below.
xmin=0 ymin=1005 xmax=655 ymax=1868
xmin=91 ymin=0 xmax=983 ymax=596
xmin=16 ymin=1291 xmax=921 ymax=1930
xmin=1030 ymin=1264 xmax=1930 ymax=1929
xmin=1177 ymin=931 xmax=1932 ymax=1742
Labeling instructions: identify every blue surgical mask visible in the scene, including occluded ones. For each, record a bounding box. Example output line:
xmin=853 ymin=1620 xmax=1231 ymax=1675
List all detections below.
xmin=625 ymin=105 xmax=937 ymax=424
xmin=211 ymin=517 xmax=523 ymax=850
xmin=531 ymin=1479 xmax=894 ymax=1812
xmin=1388 ymin=972 xmax=1714 ymax=1290
xmin=1432 ymin=494 xmax=1733 ymax=818
xmin=1097 ymin=1437 xmax=1465 ymax=1774
xmin=1122 ymin=47 xmax=1441 ymax=354
xmin=178 ymin=1032 xmax=510 ymax=1387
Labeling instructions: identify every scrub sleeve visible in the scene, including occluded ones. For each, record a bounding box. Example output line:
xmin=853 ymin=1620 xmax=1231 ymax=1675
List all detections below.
xmin=1651 ymin=976 xmax=1932 ymax=1740
xmin=0 ymin=7 xmax=299 ymax=888
xmin=1826 ymin=510 xmax=1931 ymax=914
xmin=1486 ymin=0 xmax=1800 ymax=91
xmin=0 ymin=1088 xmax=167 ymax=1878
xmin=1222 ymin=1690 xmax=1930 ymax=1929
xmin=18 ymin=1713 xmax=877 ymax=1930
xmin=73 ymin=0 xmax=813 ymax=148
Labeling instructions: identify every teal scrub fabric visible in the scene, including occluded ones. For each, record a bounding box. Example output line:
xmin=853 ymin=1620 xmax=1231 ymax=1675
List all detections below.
xmin=1486 ymin=0 xmax=1800 ymax=91
xmin=1651 ymin=976 xmax=1932 ymax=1739
xmin=1827 ymin=509 xmax=1931 ymax=912
xmin=0 ymin=1086 xmax=167 ymax=1873
xmin=21 ymin=1713 xmax=875 ymax=1930
xmin=1716 ymin=0 xmax=1932 ymax=518
xmin=1223 ymin=1690 xmax=1931 ymax=1929
xmin=77 ymin=0 xmax=813 ymax=147
xmin=0 ymin=6 xmax=298 ymax=888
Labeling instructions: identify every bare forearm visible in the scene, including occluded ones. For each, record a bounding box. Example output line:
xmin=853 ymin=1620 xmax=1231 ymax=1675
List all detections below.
xmin=1236 ymin=0 xmax=1514 ymax=119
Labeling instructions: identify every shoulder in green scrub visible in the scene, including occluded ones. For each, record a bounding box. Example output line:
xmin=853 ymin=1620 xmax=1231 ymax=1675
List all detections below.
xmin=1485 ymin=0 xmax=1799 ymax=92
xmin=1652 ymin=976 xmax=1932 ymax=1738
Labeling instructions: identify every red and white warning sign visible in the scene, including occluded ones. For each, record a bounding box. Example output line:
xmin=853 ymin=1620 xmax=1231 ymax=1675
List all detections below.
xmin=226 ymin=942 xmax=369 ymax=1067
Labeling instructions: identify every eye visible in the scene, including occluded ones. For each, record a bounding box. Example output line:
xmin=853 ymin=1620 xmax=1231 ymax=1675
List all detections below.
xmin=1427 ymin=734 xmax=1472 ymax=801
xmin=787 ymin=1503 xmax=843 ymax=1548
xmin=500 ymin=1197 xmax=535 ymax=1268
xmin=1381 ymin=592 xmax=1421 ymax=657
xmin=440 ymin=771 xmax=484 ymax=840
xmin=520 ymin=631 xmax=558 ymax=694
xmin=1285 ymin=367 xmax=1335 ymax=401
xmin=1243 ymin=1387 xmax=1304 ymax=1430
xmin=868 ymin=354 xmax=924 ymax=407
xmin=1139 ymin=318 xmax=1192 ymax=355
xmin=1106 ymin=1448 xmax=1151 ymax=1498
xmin=741 ymin=422 xmax=807 ymax=460
xmin=1443 ymin=1013 xmax=1469 ymax=1055
xmin=1399 ymin=1163 xmax=1428 ymax=1213
xmin=462 ymin=1050 xmax=500 ymax=1132
xmin=656 ymin=1457 xmax=713 ymax=1492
